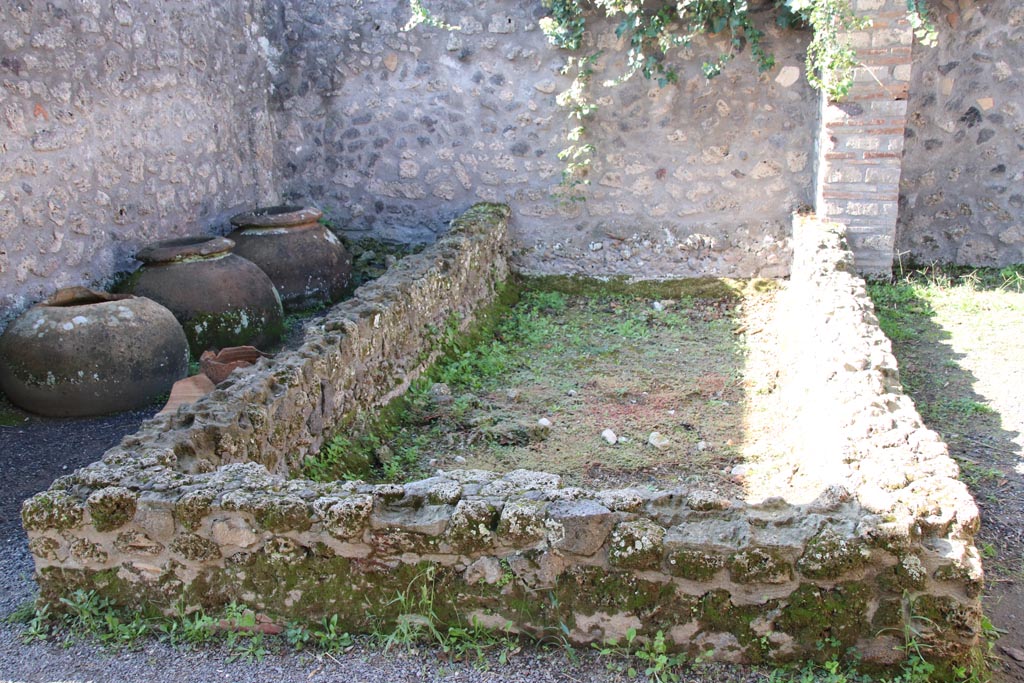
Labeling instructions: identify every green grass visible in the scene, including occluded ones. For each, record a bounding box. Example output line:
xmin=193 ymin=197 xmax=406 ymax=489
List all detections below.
xmin=0 ymin=394 xmax=26 ymax=426
xmin=868 ymin=264 xmax=1024 ymax=436
xmin=594 ymin=627 xmax=692 ymax=682
xmin=867 ymin=280 xmax=935 ymax=341
xmin=436 ymin=288 xmax=695 ymax=387
xmin=302 ymin=405 xmax=431 ymax=483
xmin=301 ymin=282 xmax=726 ymax=485
xmin=869 ymin=265 xmax=1024 ymax=342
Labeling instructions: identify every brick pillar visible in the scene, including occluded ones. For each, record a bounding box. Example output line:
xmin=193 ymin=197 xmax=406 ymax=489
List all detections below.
xmin=814 ymin=0 xmax=914 ymax=276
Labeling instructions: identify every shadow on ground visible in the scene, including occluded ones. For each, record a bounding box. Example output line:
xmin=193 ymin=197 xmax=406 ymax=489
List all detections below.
xmin=870 ymin=273 xmax=1024 ymax=681
xmin=0 ymin=394 xmax=153 ymax=545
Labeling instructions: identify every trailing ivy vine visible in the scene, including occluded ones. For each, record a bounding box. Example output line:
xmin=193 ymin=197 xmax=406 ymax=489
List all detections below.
xmin=406 ymin=0 xmax=936 ymax=198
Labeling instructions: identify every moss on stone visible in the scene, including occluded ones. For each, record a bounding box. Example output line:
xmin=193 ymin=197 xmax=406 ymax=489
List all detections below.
xmin=372 ymin=484 xmax=405 ymax=502
xmin=446 ymin=499 xmax=499 ymax=551
xmin=797 ymin=529 xmax=870 ymax=580
xmin=174 ymin=490 xmax=216 ymax=531
xmin=113 ymin=530 xmax=164 ymax=556
xmin=933 ymin=563 xmax=968 ymax=583
xmin=932 ymin=558 xmax=983 ymax=599
xmin=36 ymin=566 xmax=185 ymax=617
xmin=906 ymin=596 xmax=980 ymax=671
xmin=314 ymin=495 xmax=373 ymax=539
xmin=169 ymin=533 xmax=221 ymax=561
xmin=427 ymin=481 xmax=462 ymax=506
xmin=368 ymin=525 xmax=444 ymax=555
xmin=608 ymin=519 xmax=666 ymax=571
xmin=28 ymin=537 xmax=61 ymax=561
xmin=871 ymin=597 xmax=904 ymax=631
xmin=666 ymin=549 xmax=725 ymax=581
xmin=309 ymin=541 xmax=336 ymax=558
xmin=496 ymin=499 xmax=548 ymax=545
xmin=184 ymin=307 xmax=284 ymax=359
xmin=912 ymin=594 xmax=981 ymax=636
xmin=188 ymin=552 xmax=464 ymax=630
xmin=891 ymin=554 xmax=927 ymax=591
xmin=553 ymin=566 xmax=692 ymax=625
xmin=86 ymin=486 xmax=138 ymax=533
xmin=37 ymin=567 xmax=118 ymax=609
xmin=250 ymin=497 xmax=313 ymax=533
xmin=777 ymin=582 xmax=871 ymax=655
xmin=694 ymin=589 xmax=772 ymax=656
xmin=448 ymin=203 xmax=512 ymax=237
xmin=728 ymin=547 xmax=792 ymax=584
xmin=21 ymin=490 xmax=84 ymax=532
xmin=68 ymin=537 xmax=108 ymax=563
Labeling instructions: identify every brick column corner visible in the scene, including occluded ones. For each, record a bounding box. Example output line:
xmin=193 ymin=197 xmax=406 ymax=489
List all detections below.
xmin=814 ymin=0 xmax=914 ymax=277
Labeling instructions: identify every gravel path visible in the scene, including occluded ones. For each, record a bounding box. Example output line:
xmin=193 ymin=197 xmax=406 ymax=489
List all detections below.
xmin=0 ymin=403 xmax=765 ymax=683
xmin=0 ymin=629 xmax=765 ymax=683
xmin=0 ymin=407 xmax=153 ymax=543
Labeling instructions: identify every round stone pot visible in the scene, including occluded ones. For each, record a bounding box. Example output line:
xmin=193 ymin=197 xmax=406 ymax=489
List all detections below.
xmin=228 ymin=205 xmax=352 ymax=311
xmin=0 ymin=287 xmax=189 ymax=417
xmin=126 ymin=236 xmax=285 ymax=356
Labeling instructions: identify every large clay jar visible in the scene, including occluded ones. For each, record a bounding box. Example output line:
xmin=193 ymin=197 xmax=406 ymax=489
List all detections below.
xmin=127 ymin=236 xmax=285 ymax=356
xmin=0 ymin=287 xmax=189 ymax=417
xmin=228 ymin=205 xmax=352 ymax=311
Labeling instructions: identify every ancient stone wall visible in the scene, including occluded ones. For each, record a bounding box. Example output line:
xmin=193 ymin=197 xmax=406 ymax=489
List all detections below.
xmin=0 ymin=0 xmax=278 ymax=330
xmin=898 ymin=0 xmax=1024 ymax=266
xmin=3 ymin=0 xmax=1023 ymax=338
xmin=262 ymin=0 xmax=816 ymax=279
xmin=23 ymin=207 xmax=981 ymax=667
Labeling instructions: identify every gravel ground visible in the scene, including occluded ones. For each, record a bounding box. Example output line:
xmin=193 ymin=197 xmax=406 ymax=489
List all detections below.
xmin=0 ymin=406 xmax=153 ymax=543
xmin=0 ymin=630 xmax=766 ymax=683
xmin=0 ymin=402 xmax=767 ymax=683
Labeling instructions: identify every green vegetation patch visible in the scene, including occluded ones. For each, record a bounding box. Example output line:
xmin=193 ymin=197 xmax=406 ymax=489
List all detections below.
xmin=776 ymin=582 xmax=871 ymax=658
xmin=303 ymin=277 xmax=770 ymax=491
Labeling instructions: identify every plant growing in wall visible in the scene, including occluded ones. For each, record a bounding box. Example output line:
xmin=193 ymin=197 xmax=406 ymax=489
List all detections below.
xmin=407 ymin=0 xmax=936 ymax=198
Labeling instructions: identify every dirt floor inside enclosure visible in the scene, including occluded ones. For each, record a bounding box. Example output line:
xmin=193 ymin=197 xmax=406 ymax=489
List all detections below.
xmin=305 ymin=278 xmax=785 ymax=498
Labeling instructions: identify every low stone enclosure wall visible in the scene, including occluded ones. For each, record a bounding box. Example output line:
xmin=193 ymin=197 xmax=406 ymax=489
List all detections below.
xmin=23 ymin=205 xmax=982 ymax=668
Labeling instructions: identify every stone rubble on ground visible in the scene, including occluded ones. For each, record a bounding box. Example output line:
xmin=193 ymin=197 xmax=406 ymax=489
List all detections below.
xmin=647 ymin=431 xmax=671 ymax=450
